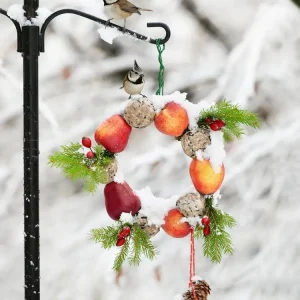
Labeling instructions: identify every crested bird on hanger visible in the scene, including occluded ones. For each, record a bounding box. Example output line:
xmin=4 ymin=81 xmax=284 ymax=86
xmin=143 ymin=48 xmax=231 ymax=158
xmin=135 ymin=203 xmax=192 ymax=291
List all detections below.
xmin=121 ymin=60 xmax=145 ymax=99
xmin=103 ymin=0 xmax=152 ymax=31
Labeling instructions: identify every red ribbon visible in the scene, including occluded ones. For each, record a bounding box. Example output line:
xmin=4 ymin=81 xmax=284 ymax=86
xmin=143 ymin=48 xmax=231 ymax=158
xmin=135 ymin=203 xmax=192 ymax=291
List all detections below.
xmin=189 ymin=228 xmax=197 ymax=299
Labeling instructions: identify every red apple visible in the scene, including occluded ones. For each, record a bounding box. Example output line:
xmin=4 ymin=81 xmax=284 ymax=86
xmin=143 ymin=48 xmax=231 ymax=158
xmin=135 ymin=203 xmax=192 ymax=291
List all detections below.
xmin=94 ymin=114 xmax=132 ymax=153
xmin=162 ymin=208 xmax=191 ymax=238
xmin=190 ymin=159 xmax=225 ymax=195
xmin=154 ymin=102 xmax=189 ymax=137
xmin=104 ymin=181 xmax=141 ymax=220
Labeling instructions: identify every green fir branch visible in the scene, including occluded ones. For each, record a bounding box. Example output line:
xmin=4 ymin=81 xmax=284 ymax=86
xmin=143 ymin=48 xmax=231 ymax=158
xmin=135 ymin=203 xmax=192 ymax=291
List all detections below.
xmin=199 ymin=99 xmax=260 ymax=142
xmin=90 ymin=222 xmax=158 ymax=272
xmin=132 ymin=224 xmax=158 ymax=261
xmin=113 ymin=239 xmax=131 ymax=272
xmin=90 ymin=226 xmax=120 ymax=249
xmin=128 ymin=226 xmax=142 ymax=266
xmin=195 ymin=197 xmax=236 ymax=263
xmin=48 ymin=143 xmax=114 ymax=193
xmin=194 ymin=224 xmax=204 ymax=239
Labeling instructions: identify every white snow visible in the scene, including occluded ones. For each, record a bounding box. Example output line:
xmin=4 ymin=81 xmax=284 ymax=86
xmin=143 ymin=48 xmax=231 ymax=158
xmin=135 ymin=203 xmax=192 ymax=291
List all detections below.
xmin=196 ymin=131 xmax=226 ymax=173
xmin=115 ymin=100 xmax=130 ymax=115
xmin=182 ymin=100 xmax=213 ymax=130
xmin=134 ymin=186 xmax=177 ymax=226
xmin=97 ymin=24 xmax=148 ymax=44
xmin=119 ymin=212 xmax=134 ymax=224
xmin=152 ymin=91 xmax=188 ymax=112
xmin=212 ymin=189 xmax=222 ymax=206
xmin=7 ymin=5 xmax=52 ymax=27
xmin=203 ymin=131 xmax=226 ymax=173
xmin=181 ymin=216 xmax=202 ymax=227
xmin=7 ymin=5 xmax=28 ymax=26
xmin=113 ymin=168 xmax=124 ymax=183
xmin=98 ymin=25 xmax=123 ymax=44
xmin=195 ymin=150 xmax=204 ymax=161
xmin=32 ymin=8 xmax=53 ymax=27
xmin=191 ymin=275 xmax=203 ymax=282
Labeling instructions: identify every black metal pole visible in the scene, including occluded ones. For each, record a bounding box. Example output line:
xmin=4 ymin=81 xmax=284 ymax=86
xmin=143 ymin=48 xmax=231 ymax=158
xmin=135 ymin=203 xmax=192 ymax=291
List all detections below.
xmin=23 ymin=1 xmax=40 ymax=300
xmin=23 ymin=0 xmax=39 ymax=19
xmin=1 ymin=2 xmax=170 ymax=299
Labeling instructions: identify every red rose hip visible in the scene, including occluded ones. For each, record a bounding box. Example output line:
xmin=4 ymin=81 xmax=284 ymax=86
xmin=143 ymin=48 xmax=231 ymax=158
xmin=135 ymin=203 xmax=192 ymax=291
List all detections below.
xmin=201 ymin=216 xmax=210 ymax=226
xmin=203 ymin=226 xmax=211 ymax=237
xmin=86 ymin=151 xmax=95 ymax=159
xmin=82 ymin=137 xmax=92 ymax=148
xmin=210 ymin=122 xmax=220 ymax=131
xmin=116 ymin=238 xmax=126 ymax=247
xmin=215 ymin=120 xmax=226 ymax=128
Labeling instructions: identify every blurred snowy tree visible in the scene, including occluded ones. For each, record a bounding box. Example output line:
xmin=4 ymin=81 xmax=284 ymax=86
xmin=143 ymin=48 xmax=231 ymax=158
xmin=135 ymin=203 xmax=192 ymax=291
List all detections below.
xmin=1 ymin=0 xmax=300 ymax=300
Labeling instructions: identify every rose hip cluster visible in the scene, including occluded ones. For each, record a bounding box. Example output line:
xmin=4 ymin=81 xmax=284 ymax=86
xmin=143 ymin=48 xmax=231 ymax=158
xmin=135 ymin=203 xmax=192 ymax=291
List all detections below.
xmin=82 ymin=137 xmax=95 ymax=159
xmin=201 ymin=216 xmax=211 ymax=237
xmin=116 ymin=226 xmax=131 ymax=246
xmin=206 ymin=118 xmax=225 ymax=131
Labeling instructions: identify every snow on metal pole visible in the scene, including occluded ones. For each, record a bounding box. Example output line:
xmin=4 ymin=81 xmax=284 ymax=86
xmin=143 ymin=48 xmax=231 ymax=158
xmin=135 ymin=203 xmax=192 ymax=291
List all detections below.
xmin=23 ymin=0 xmax=40 ymax=299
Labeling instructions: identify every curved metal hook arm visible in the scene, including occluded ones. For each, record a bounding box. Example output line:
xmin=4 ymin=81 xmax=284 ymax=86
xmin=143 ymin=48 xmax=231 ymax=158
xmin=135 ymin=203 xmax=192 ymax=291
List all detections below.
xmin=0 ymin=8 xmax=22 ymax=52
xmin=40 ymin=9 xmax=171 ymax=52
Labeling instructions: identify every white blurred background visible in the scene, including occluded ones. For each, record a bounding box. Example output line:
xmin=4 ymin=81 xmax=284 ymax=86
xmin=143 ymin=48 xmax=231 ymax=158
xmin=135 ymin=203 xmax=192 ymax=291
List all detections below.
xmin=1 ymin=0 xmax=300 ymax=299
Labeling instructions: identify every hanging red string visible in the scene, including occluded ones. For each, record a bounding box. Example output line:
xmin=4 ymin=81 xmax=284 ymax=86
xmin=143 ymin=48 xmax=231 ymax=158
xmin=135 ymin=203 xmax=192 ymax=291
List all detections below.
xmin=189 ymin=228 xmax=198 ymax=299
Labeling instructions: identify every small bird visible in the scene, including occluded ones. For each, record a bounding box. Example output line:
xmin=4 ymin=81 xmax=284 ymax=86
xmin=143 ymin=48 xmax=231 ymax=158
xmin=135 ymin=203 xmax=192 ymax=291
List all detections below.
xmin=103 ymin=0 xmax=152 ymax=30
xmin=121 ymin=60 xmax=145 ymax=99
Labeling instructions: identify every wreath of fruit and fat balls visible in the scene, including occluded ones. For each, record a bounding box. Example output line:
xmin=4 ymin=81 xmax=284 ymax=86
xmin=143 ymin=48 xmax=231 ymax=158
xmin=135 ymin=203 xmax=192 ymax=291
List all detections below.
xmin=49 ymin=44 xmax=260 ymax=299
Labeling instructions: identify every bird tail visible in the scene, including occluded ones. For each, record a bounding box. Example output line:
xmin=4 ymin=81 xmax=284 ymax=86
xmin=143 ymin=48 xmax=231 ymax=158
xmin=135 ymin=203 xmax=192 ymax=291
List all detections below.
xmin=138 ymin=8 xmax=153 ymax=12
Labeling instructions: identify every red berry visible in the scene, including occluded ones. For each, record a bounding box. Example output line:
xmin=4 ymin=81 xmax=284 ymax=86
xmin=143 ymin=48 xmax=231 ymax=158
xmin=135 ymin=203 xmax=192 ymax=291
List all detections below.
xmin=122 ymin=227 xmax=131 ymax=237
xmin=210 ymin=122 xmax=220 ymax=131
xmin=86 ymin=151 xmax=95 ymax=159
xmin=116 ymin=238 xmax=126 ymax=247
xmin=118 ymin=227 xmax=131 ymax=239
xmin=82 ymin=137 xmax=92 ymax=148
xmin=203 ymin=226 xmax=211 ymax=237
xmin=215 ymin=120 xmax=226 ymax=128
xmin=206 ymin=118 xmax=213 ymax=124
xmin=117 ymin=231 xmax=125 ymax=239
xmin=201 ymin=216 xmax=210 ymax=226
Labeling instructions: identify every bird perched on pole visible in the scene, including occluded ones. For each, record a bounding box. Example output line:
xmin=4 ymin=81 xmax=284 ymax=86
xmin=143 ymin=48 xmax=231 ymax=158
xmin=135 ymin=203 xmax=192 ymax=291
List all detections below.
xmin=121 ymin=60 xmax=145 ymax=99
xmin=103 ymin=0 xmax=152 ymax=31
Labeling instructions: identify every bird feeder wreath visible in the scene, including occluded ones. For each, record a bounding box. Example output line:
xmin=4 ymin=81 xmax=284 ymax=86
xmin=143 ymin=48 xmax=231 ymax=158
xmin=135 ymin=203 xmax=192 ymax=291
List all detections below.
xmin=49 ymin=29 xmax=260 ymax=300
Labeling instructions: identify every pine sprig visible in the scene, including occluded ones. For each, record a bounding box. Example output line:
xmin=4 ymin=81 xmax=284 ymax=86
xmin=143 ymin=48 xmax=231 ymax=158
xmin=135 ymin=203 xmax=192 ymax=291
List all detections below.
xmin=90 ymin=226 xmax=120 ymax=249
xmin=48 ymin=143 xmax=114 ymax=193
xmin=113 ymin=239 xmax=131 ymax=271
xmin=131 ymin=223 xmax=158 ymax=262
xmin=90 ymin=222 xmax=158 ymax=272
xmin=199 ymin=99 xmax=260 ymax=142
xmin=195 ymin=197 xmax=236 ymax=263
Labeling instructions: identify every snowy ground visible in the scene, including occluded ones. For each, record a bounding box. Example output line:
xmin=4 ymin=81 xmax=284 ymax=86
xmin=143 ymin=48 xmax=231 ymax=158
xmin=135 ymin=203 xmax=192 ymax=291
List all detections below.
xmin=1 ymin=0 xmax=300 ymax=299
